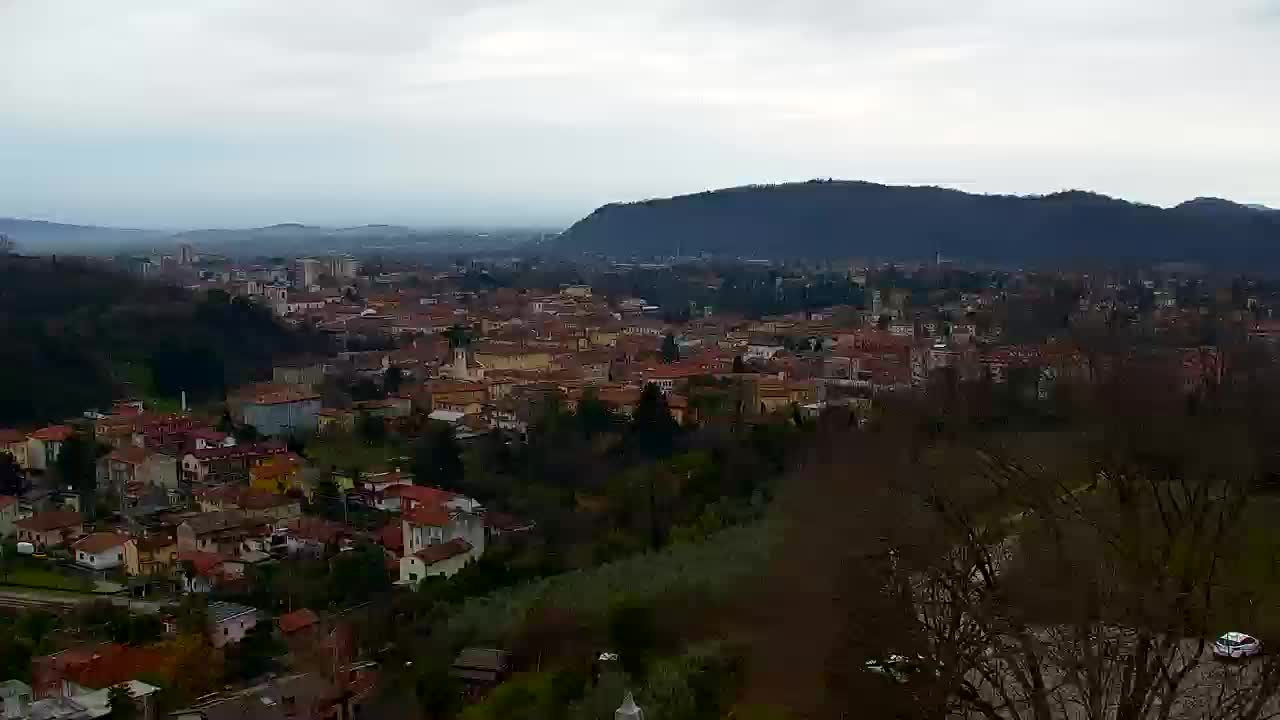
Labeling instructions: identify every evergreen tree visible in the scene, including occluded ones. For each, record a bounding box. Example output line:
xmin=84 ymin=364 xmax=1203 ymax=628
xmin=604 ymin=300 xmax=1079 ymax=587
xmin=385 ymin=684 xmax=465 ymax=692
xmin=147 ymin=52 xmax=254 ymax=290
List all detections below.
xmin=732 ymin=355 xmax=746 ymax=374
xmin=56 ymin=434 xmax=101 ymax=517
xmin=629 ymin=384 xmax=680 ymax=458
xmin=383 ymin=366 xmax=404 ymax=394
xmin=0 ymin=452 xmax=23 ymax=496
xmin=411 ymin=423 xmax=464 ymax=490
xmin=661 ymin=333 xmax=680 ymax=364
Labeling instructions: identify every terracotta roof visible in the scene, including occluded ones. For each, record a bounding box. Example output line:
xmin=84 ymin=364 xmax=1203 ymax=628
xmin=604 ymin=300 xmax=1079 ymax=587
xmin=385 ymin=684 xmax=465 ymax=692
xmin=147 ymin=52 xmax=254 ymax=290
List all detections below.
xmin=277 ymin=608 xmax=320 ymax=635
xmin=0 ymin=429 xmax=25 ymax=445
xmin=377 ymin=524 xmax=403 ymax=553
xmin=109 ymin=446 xmax=151 ymax=465
xmin=415 ymin=538 xmax=472 ymax=564
xmin=286 ymin=516 xmax=346 ymax=543
xmin=245 ymin=390 xmax=320 ymax=406
xmin=61 ymin=644 xmax=174 ymax=691
xmin=404 ymin=504 xmax=451 ymax=528
xmin=73 ymin=532 xmax=128 ymax=554
xmin=178 ymin=550 xmax=226 ymax=576
xmin=0 ymin=496 xmax=16 ymax=510
xmin=29 ymin=425 xmax=74 ymax=442
xmin=385 ymin=484 xmax=456 ymax=505
xmin=16 ymin=510 xmax=82 ymax=532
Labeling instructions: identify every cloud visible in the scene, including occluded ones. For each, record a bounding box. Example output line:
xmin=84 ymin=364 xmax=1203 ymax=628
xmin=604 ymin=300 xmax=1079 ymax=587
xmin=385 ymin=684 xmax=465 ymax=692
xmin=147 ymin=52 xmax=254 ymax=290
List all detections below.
xmin=0 ymin=0 xmax=1276 ymax=227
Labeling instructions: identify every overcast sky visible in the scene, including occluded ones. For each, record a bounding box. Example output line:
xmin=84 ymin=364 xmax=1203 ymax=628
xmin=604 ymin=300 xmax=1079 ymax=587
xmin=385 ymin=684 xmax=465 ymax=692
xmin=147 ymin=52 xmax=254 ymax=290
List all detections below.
xmin=1 ymin=0 xmax=1277 ymax=229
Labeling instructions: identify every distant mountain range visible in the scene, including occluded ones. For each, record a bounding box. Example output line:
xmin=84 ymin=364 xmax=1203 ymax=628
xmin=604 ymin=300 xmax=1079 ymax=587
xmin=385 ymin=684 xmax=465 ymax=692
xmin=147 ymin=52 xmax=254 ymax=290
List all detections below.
xmin=0 ymin=218 xmax=545 ymax=256
xmin=554 ymin=181 xmax=1280 ymax=268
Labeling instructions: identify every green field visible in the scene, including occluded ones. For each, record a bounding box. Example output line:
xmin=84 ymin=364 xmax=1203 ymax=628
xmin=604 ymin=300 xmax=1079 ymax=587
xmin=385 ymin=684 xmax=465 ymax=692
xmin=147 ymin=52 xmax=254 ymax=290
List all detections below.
xmin=1 ymin=567 xmax=94 ymax=593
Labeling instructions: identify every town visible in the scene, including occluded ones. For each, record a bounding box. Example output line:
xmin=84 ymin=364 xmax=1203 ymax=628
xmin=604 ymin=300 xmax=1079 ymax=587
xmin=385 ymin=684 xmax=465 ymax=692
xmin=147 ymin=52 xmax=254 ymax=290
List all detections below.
xmin=3 ymin=242 xmax=1280 ymax=720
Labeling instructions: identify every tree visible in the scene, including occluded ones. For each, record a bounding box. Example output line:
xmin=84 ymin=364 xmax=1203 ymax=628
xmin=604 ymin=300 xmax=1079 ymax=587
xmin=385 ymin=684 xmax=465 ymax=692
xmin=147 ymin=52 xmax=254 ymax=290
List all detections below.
xmin=233 ymin=423 xmax=260 ymax=443
xmin=0 ymin=452 xmax=23 ymax=496
xmin=628 ymin=384 xmax=680 ymax=458
xmin=575 ymin=389 xmax=618 ymax=439
xmin=412 ymin=423 xmax=464 ymax=490
xmin=357 ymin=413 xmax=388 ymax=446
xmin=225 ymin=621 xmax=284 ymax=682
xmin=732 ymin=355 xmax=746 ymax=374
xmin=57 ymin=433 xmax=101 ymax=517
xmin=384 ymin=366 xmax=404 ymax=394
xmin=661 ymin=333 xmax=680 ymax=364
xmin=328 ymin=541 xmax=392 ymax=605
xmin=107 ymin=685 xmax=137 ymax=720
xmin=748 ymin=367 xmax=1280 ymax=719
xmin=442 ymin=324 xmax=470 ymax=350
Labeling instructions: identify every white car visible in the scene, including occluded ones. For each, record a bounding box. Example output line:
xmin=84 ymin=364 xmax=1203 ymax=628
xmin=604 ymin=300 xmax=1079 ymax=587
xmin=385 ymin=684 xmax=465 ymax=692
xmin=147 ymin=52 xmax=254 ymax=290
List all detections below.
xmin=1214 ymin=632 xmax=1263 ymax=659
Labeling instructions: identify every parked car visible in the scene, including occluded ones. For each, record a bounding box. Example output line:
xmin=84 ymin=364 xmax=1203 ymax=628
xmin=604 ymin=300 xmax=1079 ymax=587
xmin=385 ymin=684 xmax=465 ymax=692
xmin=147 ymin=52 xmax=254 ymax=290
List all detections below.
xmin=1214 ymin=632 xmax=1263 ymax=659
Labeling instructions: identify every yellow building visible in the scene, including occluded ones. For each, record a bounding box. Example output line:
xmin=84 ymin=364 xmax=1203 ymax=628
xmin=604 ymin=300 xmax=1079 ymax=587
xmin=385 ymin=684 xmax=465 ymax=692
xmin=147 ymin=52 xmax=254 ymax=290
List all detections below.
xmin=249 ymin=453 xmax=306 ymax=494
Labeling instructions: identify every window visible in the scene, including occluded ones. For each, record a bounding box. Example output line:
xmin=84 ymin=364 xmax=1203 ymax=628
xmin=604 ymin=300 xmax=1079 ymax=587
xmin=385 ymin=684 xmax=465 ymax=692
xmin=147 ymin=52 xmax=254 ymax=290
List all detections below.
xmin=223 ymin=627 xmax=229 ymax=636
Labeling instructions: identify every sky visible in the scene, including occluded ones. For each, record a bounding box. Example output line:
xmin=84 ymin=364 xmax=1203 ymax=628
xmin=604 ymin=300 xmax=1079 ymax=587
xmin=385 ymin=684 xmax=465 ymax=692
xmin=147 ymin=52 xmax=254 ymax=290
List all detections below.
xmin=1 ymin=0 xmax=1278 ymax=229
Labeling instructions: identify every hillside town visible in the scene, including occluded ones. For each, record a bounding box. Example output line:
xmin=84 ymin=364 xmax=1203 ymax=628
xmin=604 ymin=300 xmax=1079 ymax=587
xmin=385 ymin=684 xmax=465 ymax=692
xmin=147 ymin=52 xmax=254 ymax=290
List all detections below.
xmin=2 ymin=247 xmax=1280 ymax=720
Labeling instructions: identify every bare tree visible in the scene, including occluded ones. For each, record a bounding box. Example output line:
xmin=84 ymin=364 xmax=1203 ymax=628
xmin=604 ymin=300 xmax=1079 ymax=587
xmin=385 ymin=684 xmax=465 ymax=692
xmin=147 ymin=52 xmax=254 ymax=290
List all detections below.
xmin=752 ymin=365 xmax=1280 ymax=720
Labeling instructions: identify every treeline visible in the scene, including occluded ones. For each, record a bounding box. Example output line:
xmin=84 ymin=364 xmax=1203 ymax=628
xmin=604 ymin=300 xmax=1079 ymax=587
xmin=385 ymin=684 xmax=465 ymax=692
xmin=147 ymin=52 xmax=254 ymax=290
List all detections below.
xmin=0 ymin=256 xmax=322 ymax=425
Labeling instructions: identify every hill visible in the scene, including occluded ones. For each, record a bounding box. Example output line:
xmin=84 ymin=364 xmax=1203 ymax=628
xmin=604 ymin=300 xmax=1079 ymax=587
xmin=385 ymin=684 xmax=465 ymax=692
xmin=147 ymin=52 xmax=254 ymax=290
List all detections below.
xmin=0 ymin=219 xmax=165 ymax=253
xmin=0 ymin=256 xmax=322 ymax=426
xmin=553 ymin=181 xmax=1280 ymax=267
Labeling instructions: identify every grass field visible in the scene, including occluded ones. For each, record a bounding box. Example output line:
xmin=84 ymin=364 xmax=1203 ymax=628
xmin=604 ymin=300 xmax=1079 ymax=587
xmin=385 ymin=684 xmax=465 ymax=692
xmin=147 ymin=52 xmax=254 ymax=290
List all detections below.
xmin=1 ymin=567 xmax=94 ymax=593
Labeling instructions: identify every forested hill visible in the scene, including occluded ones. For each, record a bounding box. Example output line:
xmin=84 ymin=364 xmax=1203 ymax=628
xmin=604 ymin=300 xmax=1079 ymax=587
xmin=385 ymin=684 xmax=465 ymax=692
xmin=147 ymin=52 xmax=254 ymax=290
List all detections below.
xmin=554 ymin=181 xmax=1280 ymax=267
xmin=0 ymin=256 xmax=321 ymax=426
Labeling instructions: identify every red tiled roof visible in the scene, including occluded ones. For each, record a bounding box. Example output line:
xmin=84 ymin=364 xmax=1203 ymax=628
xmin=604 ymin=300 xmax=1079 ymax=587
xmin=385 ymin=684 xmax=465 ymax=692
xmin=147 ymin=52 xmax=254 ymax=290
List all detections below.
xmin=404 ymin=504 xmax=450 ymax=528
xmin=385 ymin=484 xmax=456 ymax=505
xmin=109 ymin=446 xmax=151 ymax=465
xmin=16 ymin=510 xmax=82 ymax=532
xmin=286 ymin=516 xmax=346 ymax=543
xmin=414 ymin=538 xmax=472 ymax=564
xmin=377 ymin=524 xmax=403 ymax=553
xmin=29 ymin=425 xmax=74 ymax=442
xmin=0 ymin=496 xmax=16 ymax=510
xmin=277 ymin=608 xmax=320 ymax=634
xmin=73 ymin=532 xmax=127 ymax=554
xmin=178 ymin=550 xmax=226 ymax=576
xmin=0 ymin=429 xmax=25 ymax=445
xmin=56 ymin=644 xmax=173 ymax=691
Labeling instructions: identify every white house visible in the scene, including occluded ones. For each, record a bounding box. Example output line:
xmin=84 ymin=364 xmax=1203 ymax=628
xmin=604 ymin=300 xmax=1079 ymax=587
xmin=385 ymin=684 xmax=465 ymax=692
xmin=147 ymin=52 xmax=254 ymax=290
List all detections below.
xmin=206 ymin=601 xmax=258 ymax=648
xmin=72 ymin=532 xmax=127 ymax=570
xmin=397 ymin=489 xmax=485 ymax=586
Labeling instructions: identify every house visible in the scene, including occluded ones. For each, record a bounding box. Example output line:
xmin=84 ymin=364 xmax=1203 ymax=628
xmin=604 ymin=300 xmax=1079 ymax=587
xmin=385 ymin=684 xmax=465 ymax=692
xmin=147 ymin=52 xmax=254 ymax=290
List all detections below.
xmin=0 ymin=429 xmax=30 ymax=468
xmin=249 ymin=454 xmax=305 ymax=495
xmin=72 ymin=532 xmax=127 ymax=571
xmin=99 ymin=447 xmax=178 ymax=496
xmin=123 ymin=534 xmax=178 ymax=578
xmin=206 ymin=601 xmax=259 ymax=648
xmin=0 ymin=679 xmax=33 ymax=719
xmin=31 ymin=643 xmax=169 ymax=702
xmin=176 ymin=511 xmax=269 ymax=556
xmin=315 ymin=408 xmax=356 ymax=435
xmin=397 ymin=488 xmax=485 ymax=585
xmin=176 ymin=550 xmax=240 ymax=593
xmin=0 ymin=496 xmax=19 ymax=536
xmin=181 ymin=442 xmax=285 ymax=486
xmin=239 ymin=390 xmax=322 ymax=438
xmin=281 ymin=517 xmax=347 ymax=558
xmin=450 ymin=648 xmax=510 ymax=700
xmin=27 ymin=425 xmax=74 ymax=472
xmin=15 ymin=510 xmax=83 ymax=548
